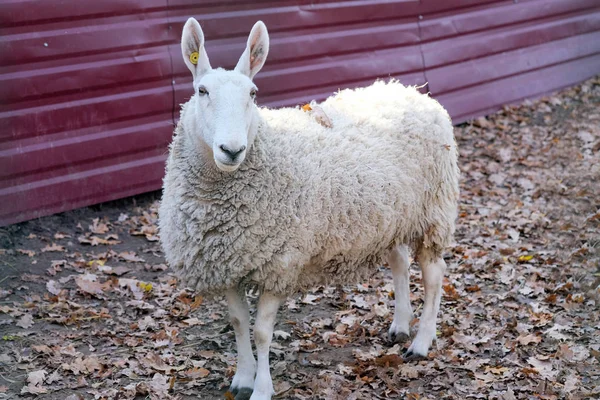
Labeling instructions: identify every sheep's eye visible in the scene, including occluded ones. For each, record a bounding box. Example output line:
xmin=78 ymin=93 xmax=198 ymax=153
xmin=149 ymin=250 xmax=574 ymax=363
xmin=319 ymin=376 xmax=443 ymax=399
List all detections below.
xmin=198 ymin=86 xmax=209 ymax=96
xmin=250 ymin=89 xmax=257 ymax=98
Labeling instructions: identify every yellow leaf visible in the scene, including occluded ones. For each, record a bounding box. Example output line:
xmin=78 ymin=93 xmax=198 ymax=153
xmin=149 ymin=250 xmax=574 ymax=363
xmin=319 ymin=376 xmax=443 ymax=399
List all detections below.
xmin=301 ymin=104 xmax=312 ymax=112
xmin=87 ymin=259 xmax=106 ymax=267
xmin=138 ymin=282 xmax=153 ymax=292
xmin=518 ymin=255 xmax=534 ymax=262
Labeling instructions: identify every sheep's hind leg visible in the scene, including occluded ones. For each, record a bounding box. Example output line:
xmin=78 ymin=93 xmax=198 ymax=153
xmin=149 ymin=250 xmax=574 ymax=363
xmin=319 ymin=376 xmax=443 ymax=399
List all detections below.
xmin=387 ymin=244 xmax=413 ymax=344
xmin=225 ymin=288 xmax=256 ymax=400
xmin=250 ymin=291 xmax=282 ymax=400
xmin=405 ymin=248 xmax=446 ymax=360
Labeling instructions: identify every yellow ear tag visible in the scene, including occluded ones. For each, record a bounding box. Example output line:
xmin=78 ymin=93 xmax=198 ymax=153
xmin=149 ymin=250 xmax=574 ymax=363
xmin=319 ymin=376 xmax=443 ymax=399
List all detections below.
xmin=189 ymin=52 xmax=199 ymax=65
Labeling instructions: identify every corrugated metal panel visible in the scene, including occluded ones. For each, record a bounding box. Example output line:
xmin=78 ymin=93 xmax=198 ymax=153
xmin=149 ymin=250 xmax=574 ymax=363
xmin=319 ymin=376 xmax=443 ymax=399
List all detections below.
xmin=1 ymin=0 xmax=599 ymax=225
xmin=0 ymin=0 xmax=175 ymax=227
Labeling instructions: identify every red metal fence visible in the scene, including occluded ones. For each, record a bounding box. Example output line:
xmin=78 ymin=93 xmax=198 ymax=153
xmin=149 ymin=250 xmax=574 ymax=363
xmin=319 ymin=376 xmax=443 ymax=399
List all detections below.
xmin=1 ymin=0 xmax=599 ymax=225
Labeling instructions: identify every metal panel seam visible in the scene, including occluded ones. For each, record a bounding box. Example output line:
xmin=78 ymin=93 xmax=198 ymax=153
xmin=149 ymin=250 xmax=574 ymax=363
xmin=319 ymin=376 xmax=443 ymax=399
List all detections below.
xmin=432 ymin=44 xmax=600 ymax=96
xmin=166 ymin=0 xmax=177 ymax=128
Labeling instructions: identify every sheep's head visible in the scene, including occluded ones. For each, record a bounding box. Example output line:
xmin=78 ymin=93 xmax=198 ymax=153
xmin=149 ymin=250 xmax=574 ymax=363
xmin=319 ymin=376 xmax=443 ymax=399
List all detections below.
xmin=181 ymin=18 xmax=269 ymax=172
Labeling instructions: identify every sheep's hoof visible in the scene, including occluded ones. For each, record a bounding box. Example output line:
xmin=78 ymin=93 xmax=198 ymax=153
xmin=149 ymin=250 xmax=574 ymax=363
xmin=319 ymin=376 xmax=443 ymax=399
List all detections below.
xmin=402 ymin=349 xmax=427 ymax=362
xmin=232 ymin=387 xmax=253 ymax=400
xmin=387 ymin=330 xmax=410 ymax=345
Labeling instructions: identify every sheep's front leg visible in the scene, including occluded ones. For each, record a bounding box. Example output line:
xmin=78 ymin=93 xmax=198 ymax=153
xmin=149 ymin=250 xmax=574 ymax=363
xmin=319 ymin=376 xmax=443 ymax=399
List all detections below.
xmin=387 ymin=245 xmax=413 ymax=344
xmin=250 ymin=291 xmax=282 ymax=400
xmin=405 ymin=250 xmax=446 ymax=359
xmin=225 ymin=288 xmax=256 ymax=399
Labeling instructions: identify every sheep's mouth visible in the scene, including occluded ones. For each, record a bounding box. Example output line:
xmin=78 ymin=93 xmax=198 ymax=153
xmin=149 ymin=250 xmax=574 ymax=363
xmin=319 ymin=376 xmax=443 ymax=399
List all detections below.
xmin=214 ymin=158 xmax=243 ymax=172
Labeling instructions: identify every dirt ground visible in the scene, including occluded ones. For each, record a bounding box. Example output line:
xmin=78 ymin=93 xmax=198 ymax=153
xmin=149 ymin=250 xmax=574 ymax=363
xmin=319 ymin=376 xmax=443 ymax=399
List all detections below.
xmin=1 ymin=77 xmax=599 ymax=400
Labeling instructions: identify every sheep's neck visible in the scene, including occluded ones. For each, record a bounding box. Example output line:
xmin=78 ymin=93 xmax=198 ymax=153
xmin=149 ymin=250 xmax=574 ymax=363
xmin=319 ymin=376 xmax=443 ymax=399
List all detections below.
xmin=179 ymin=118 xmax=265 ymax=195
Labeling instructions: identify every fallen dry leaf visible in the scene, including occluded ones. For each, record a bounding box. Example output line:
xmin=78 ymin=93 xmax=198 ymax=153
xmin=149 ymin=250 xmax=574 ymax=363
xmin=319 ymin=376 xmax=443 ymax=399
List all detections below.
xmin=89 ymin=218 xmax=109 ymax=234
xmin=16 ymin=313 xmax=34 ymax=329
xmin=183 ymin=367 xmax=210 ymax=379
xmin=75 ymin=274 xmax=106 ymax=296
xmin=41 ymin=243 xmax=65 ymax=253
xmin=46 ymin=280 xmax=62 ymax=295
xmin=17 ymin=249 xmax=35 ymax=257
xmin=20 ymin=370 xmax=47 ymax=395
xmin=119 ymin=251 xmax=145 ymax=263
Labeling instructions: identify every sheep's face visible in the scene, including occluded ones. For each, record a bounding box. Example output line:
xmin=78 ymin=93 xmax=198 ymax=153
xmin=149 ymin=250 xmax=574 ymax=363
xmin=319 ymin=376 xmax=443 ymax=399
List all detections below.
xmin=181 ymin=18 xmax=269 ymax=172
xmin=192 ymin=71 xmax=259 ymax=172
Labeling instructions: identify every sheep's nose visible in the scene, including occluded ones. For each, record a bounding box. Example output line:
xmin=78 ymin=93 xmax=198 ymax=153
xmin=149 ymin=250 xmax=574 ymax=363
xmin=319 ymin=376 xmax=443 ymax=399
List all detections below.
xmin=219 ymin=144 xmax=246 ymax=160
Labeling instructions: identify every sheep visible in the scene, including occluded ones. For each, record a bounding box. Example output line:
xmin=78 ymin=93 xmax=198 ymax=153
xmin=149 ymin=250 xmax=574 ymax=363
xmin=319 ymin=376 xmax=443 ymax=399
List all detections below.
xmin=159 ymin=18 xmax=459 ymax=400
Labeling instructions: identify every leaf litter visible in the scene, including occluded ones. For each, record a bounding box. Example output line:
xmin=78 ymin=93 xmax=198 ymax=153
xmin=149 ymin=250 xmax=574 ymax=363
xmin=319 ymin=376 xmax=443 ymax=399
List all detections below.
xmin=0 ymin=77 xmax=599 ymax=399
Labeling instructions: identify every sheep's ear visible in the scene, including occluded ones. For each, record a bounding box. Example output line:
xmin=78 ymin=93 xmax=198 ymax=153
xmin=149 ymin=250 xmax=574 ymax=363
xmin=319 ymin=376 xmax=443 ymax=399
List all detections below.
xmin=181 ymin=18 xmax=211 ymax=81
xmin=235 ymin=21 xmax=269 ymax=79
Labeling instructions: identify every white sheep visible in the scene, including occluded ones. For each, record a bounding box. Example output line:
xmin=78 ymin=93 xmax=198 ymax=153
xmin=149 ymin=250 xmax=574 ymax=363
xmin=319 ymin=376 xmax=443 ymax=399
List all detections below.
xmin=159 ymin=18 xmax=459 ymax=400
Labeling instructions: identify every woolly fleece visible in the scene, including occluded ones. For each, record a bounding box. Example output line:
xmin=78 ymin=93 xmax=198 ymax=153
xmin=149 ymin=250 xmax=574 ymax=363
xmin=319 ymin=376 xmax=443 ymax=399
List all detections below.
xmin=159 ymin=80 xmax=459 ymax=296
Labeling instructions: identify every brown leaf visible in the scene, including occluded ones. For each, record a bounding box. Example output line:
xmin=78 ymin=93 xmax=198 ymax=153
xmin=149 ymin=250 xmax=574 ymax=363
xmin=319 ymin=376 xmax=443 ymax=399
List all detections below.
xmin=83 ymin=356 xmax=103 ymax=373
xmin=527 ymin=357 xmax=558 ymax=379
xmin=27 ymin=370 xmax=46 ymax=386
xmin=21 ymin=370 xmax=47 ymax=395
xmin=46 ymin=280 xmax=62 ymax=295
xmin=119 ymin=251 xmax=145 ymax=263
xmin=75 ymin=274 xmax=106 ymax=296
xmin=46 ymin=370 xmax=61 ymax=385
xmin=563 ymin=373 xmax=579 ymax=393
xmin=47 ymin=260 xmax=66 ymax=276
xmin=98 ymin=265 xmax=132 ymax=276
xmin=485 ymin=366 xmax=509 ymax=375
xmin=64 ymin=395 xmax=84 ymax=400
xmin=118 ymin=278 xmax=145 ymax=300
xmin=502 ymin=388 xmax=517 ymax=400
xmin=517 ymin=333 xmax=542 ymax=346
xmin=89 ymin=218 xmax=109 ymax=234
xmin=224 ymin=391 xmax=235 ymax=400
xmin=443 ymin=284 xmax=460 ymax=300
xmin=190 ymin=295 xmax=203 ymax=310
xmin=374 ymin=354 xmax=403 ymax=368
xmin=183 ymin=367 xmax=210 ymax=379
xmin=21 ymin=273 xmax=43 ymax=282
xmin=78 ymin=235 xmax=121 ymax=246
xmin=17 ymin=249 xmax=35 ymax=257
xmin=474 ymin=372 xmax=496 ymax=383
xmin=451 ymin=333 xmax=479 ymax=353
xmin=41 ymin=243 xmax=65 ymax=253
xmin=557 ymin=344 xmax=574 ymax=361
xmin=32 ymin=345 xmax=53 ymax=354
xmin=544 ymin=293 xmax=557 ymax=304
xmin=499 ymin=248 xmax=516 ymax=256
xmin=182 ymin=317 xmax=202 ymax=327
xmin=473 ymin=116 xmax=493 ymax=128
xmin=16 ymin=313 xmax=34 ymax=329
xmin=61 ymin=357 xmax=87 ymax=375
xmin=140 ymin=353 xmax=169 ymax=372
xmin=399 ymin=364 xmax=419 ymax=379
